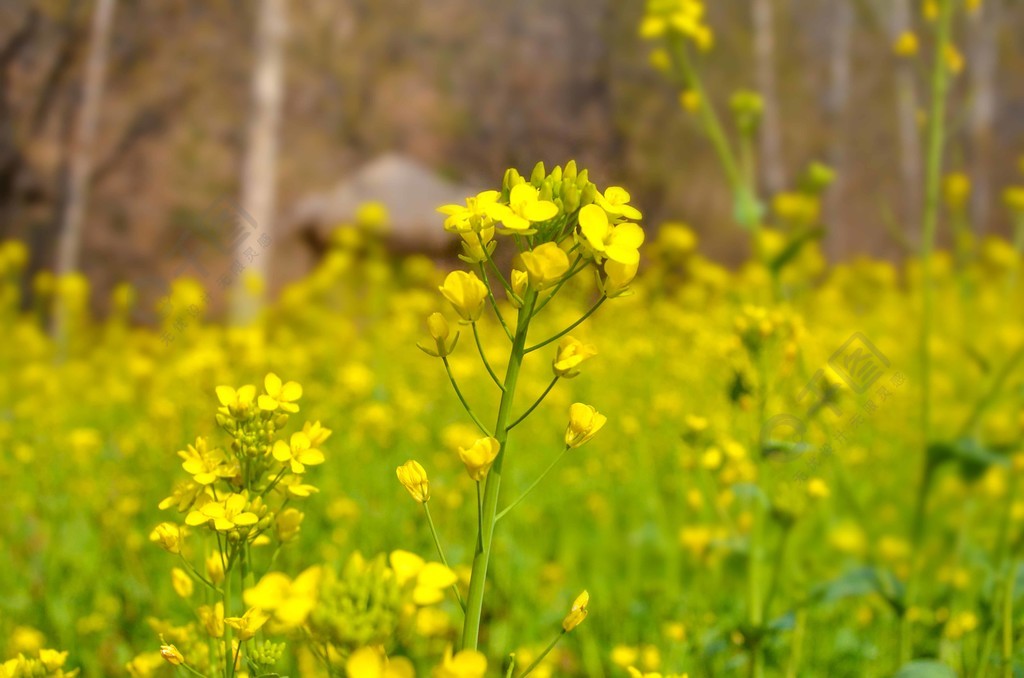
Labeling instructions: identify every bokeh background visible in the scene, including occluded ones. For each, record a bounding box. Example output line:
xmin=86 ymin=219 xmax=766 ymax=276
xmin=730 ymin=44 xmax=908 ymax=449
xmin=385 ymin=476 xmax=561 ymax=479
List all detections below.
xmin=2 ymin=0 xmax=1023 ymax=313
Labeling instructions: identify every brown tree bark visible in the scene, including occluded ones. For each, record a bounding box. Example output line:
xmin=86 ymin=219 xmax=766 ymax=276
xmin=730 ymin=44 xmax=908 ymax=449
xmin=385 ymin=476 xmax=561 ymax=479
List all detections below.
xmin=232 ymin=0 xmax=288 ymax=323
xmin=753 ymin=0 xmax=785 ymax=196
xmin=968 ymin=0 xmax=1000 ymax=235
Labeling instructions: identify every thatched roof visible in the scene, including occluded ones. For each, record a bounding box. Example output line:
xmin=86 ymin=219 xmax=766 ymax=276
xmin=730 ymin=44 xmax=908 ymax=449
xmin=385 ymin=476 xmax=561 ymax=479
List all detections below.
xmin=286 ymin=153 xmax=481 ymax=251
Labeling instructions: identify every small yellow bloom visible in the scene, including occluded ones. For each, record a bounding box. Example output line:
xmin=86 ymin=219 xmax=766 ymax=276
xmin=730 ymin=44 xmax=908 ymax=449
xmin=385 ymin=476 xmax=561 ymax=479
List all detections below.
xmin=945 ymin=44 xmax=964 ymax=74
xmin=433 ymin=645 xmax=487 ymax=678
xmin=206 ymin=551 xmax=225 ymax=585
xmin=272 ymin=431 xmax=325 ymax=474
xmin=807 ymin=478 xmax=830 ymax=499
xmin=596 ymin=187 xmax=643 ymax=221
xmin=562 ymin=590 xmax=590 ymax=632
xmin=258 ymin=373 xmax=303 ymax=413
xmin=243 ymin=566 xmax=321 ymax=629
xmin=458 ymin=437 xmax=500 ymax=481
xmin=486 ymin=183 xmax=559 ymax=234
xmin=893 ymin=31 xmax=918 ymax=57
xmin=438 ymin=190 xmax=501 ymax=233
xmin=565 ymin=403 xmax=607 ymax=449
xmin=178 ymin=436 xmax=235 ymax=485
xmin=944 ymin=172 xmax=971 ymax=211
xmin=275 ymin=507 xmax=304 ymax=542
xmin=578 ymin=204 xmax=645 ymax=265
xmin=552 ymin=336 xmax=598 ymax=379
xmin=198 ymin=602 xmax=225 ymax=638
xmin=347 ymin=646 xmax=415 ymax=678
xmin=418 ymin=313 xmax=458 ymax=358
xmin=520 ymin=242 xmax=570 ymax=290
xmin=680 ymin=90 xmax=701 ymax=113
xmin=223 ymin=607 xmax=270 ymax=640
xmin=171 ymin=567 xmax=193 ymax=598
xmin=599 ymin=259 xmax=639 ymax=298
xmin=185 ymin=493 xmax=259 ymax=532
xmin=149 ymin=522 xmax=182 ymax=554
xmin=159 ymin=642 xmax=184 ymax=666
xmin=397 ymin=460 xmax=430 ymax=503
xmin=215 ymin=384 xmax=257 ymax=418
xmin=510 ymin=269 xmax=528 ymax=307
xmin=439 ymin=270 xmax=488 ymax=323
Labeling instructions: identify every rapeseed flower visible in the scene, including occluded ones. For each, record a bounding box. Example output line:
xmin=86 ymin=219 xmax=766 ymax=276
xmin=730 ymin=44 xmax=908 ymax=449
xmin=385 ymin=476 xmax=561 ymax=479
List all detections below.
xmin=272 ymin=431 xmax=325 ymax=474
xmin=562 ymin=590 xmax=590 ymax=631
xmin=552 ymin=336 xmax=598 ymax=378
xmin=458 ymin=437 xmax=500 ymax=481
xmin=259 ymin=372 xmax=303 ymax=413
xmin=439 ymin=271 xmax=488 ymax=323
xmin=565 ymin=403 xmax=607 ymax=448
xmin=396 ymin=460 xmax=430 ymax=502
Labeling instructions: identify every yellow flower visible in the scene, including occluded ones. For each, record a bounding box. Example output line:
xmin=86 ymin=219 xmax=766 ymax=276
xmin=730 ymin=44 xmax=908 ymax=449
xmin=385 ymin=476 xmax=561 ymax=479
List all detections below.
xmin=520 ymin=243 xmax=571 ymax=290
xmin=680 ymin=90 xmax=701 ymax=113
xmin=438 ymin=190 xmax=501 ymax=233
xmin=944 ymin=172 xmax=971 ymax=211
xmin=198 ymin=602 xmax=225 ymax=637
xmin=159 ymin=642 xmax=184 ymax=666
xmin=486 ymin=183 xmax=559 ymax=234
xmin=459 ymin=226 xmax=497 ymax=264
xmin=510 ymin=269 xmax=528 ymax=307
xmin=243 ymin=566 xmax=322 ymax=629
xmin=223 ymin=607 xmax=270 ymax=640
xmin=893 ymin=31 xmax=918 ymax=57
xmin=1003 ymin=187 xmax=1024 ymax=214
xmin=275 ymin=507 xmax=304 ymax=542
xmin=439 ymin=270 xmax=488 ymax=323
xmin=171 ymin=568 xmax=193 ymax=598
xmin=206 ymin=551 xmax=225 ymax=585
xmin=599 ymin=259 xmax=639 ymax=298
xmin=258 ymin=373 xmax=303 ymax=413
xmin=562 ymin=590 xmax=590 ymax=632
xmin=578 ymin=204 xmax=645 ymax=265
xmin=347 ymin=646 xmax=415 ymax=678
xmin=596 ymin=186 xmax=643 ymax=220
xmin=389 ymin=551 xmax=460 ymax=605
xmin=215 ymin=384 xmax=257 ymax=418
xmin=302 ymin=420 xmax=333 ymax=447
xmin=552 ymin=336 xmax=598 ymax=378
xmin=272 ymin=431 xmax=325 ymax=474
xmin=149 ymin=522 xmax=182 ymax=554
xmin=945 ymin=44 xmax=964 ymax=74
xmin=433 ymin=645 xmax=487 ymax=678
xmin=565 ymin=403 xmax=607 ymax=449
xmin=418 ymin=313 xmax=458 ymax=358
xmin=397 ymin=460 xmax=430 ymax=502
xmin=458 ymin=436 xmax=500 ymax=481
xmin=177 ymin=436 xmax=235 ymax=485
xmin=807 ymin=478 xmax=830 ymax=499
xmin=185 ymin=493 xmax=259 ymax=532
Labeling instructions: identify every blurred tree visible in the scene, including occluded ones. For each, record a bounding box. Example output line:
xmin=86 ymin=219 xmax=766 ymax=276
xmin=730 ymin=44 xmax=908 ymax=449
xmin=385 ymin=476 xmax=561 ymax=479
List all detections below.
xmin=825 ymin=0 xmax=853 ymax=257
xmin=753 ymin=0 xmax=785 ymax=196
xmin=889 ymin=0 xmax=923 ymax=239
xmin=56 ymin=0 xmax=115 ymax=278
xmin=232 ymin=0 xmax=287 ymax=323
xmin=968 ymin=0 xmax=1000 ymax=234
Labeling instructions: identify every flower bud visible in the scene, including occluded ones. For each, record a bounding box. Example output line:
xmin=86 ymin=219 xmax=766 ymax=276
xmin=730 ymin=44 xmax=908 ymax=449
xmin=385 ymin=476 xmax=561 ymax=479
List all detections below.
xmin=510 ymin=269 xmax=528 ymax=308
xmin=565 ymin=403 xmax=607 ymax=449
xmin=458 ymin=437 xmax=500 ymax=482
xmin=206 ymin=551 xmax=225 ymax=585
xmin=418 ymin=312 xmax=459 ymax=358
xmin=530 ymin=161 xmax=546 ymax=185
xmin=160 ymin=640 xmax=185 ymax=666
xmin=439 ymin=271 xmax=488 ymax=323
xmin=553 ymin=336 xmax=598 ymax=379
xmin=396 ymin=460 xmax=430 ymax=503
xmin=149 ymin=522 xmax=182 ymax=554
xmin=562 ymin=590 xmax=590 ymax=632
xmin=520 ymin=243 xmax=571 ymax=290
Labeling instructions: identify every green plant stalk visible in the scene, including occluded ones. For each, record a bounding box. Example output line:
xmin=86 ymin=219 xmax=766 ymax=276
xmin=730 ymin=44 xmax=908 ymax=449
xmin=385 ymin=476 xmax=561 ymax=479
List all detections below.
xmin=495 ymin=446 xmax=569 ymax=522
xmin=902 ymin=0 xmax=954 ymax=664
xmin=517 ymin=631 xmax=564 ymax=678
xmin=786 ymin=609 xmax=807 ymax=678
xmin=423 ymin=502 xmax=465 ymax=609
xmin=1002 ymin=559 xmax=1016 ymax=678
xmin=461 ymin=291 xmax=537 ymax=651
xmin=976 ymin=469 xmax=1018 ymax=676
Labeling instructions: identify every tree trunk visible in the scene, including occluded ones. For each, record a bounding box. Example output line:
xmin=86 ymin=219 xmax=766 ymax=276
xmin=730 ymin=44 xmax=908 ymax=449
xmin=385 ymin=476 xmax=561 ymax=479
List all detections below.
xmin=753 ymin=0 xmax=785 ymax=196
xmin=968 ymin=0 xmax=999 ymax=235
xmin=232 ymin=0 xmax=287 ymax=323
xmin=890 ymin=0 xmax=922 ymax=243
xmin=55 ymin=0 xmax=115 ymax=277
xmin=825 ymin=0 xmax=853 ymax=258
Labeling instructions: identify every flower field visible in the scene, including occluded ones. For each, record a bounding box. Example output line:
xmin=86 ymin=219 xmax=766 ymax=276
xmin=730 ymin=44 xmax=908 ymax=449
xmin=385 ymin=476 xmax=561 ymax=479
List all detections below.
xmin=3 ymin=0 xmax=1024 ymax=676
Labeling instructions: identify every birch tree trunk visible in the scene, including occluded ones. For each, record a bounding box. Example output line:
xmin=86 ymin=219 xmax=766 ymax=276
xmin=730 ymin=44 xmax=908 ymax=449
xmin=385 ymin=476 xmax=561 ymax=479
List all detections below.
xmin=968 ymin=0 xmax=999 ymax=235
xmin=825 ymin=0 xmax=853 ymax=258
xmin=232 ymin=0 xmax=287 ymax=323
xmin=753 ymin=0 xmax=785 ymax=196
xmin=890 ymin=0 xmax=922 ymax=241
xmin=55 ymin=0 xmax=115 ymax=277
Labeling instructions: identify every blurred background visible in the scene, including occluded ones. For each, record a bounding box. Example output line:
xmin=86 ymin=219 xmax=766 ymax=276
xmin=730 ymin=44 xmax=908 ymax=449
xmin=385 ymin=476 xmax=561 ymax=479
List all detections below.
xmin=1 ymin=0 xmax=1022 ymax=314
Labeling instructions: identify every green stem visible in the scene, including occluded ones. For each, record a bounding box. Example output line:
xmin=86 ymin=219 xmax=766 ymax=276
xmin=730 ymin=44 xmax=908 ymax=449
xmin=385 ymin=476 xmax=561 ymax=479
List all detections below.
xmin=507 ymin=376 xmax=559 ymax=431
xmin=495 ymin=446 xmax=569 ymax=523
xmin=473 ymin=322 xmax=506 ymax=391
xmin=179 ymin=553 xmax=223 ymax=595
xmin=461 ymin=292 xmax=537 ymax=651
xmin=442 ymin=356 xmax=492 ymax=437
xmin=525 ymin=296 xmax=605 ymax=353
xmin=517 ymin=631 xmax=564 ymax=678
xmin=786 ymin=609 xmax=806 ymax=678
xmin=477 ymin=262 xmax=514 ymax=341
xmin=1002 ymin=560 xmax=1016 ymax=678
xmin=423 ymin=502 xmax=466 ymax=610
xmin=903 ymin=0 xmax=954 ymax=665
